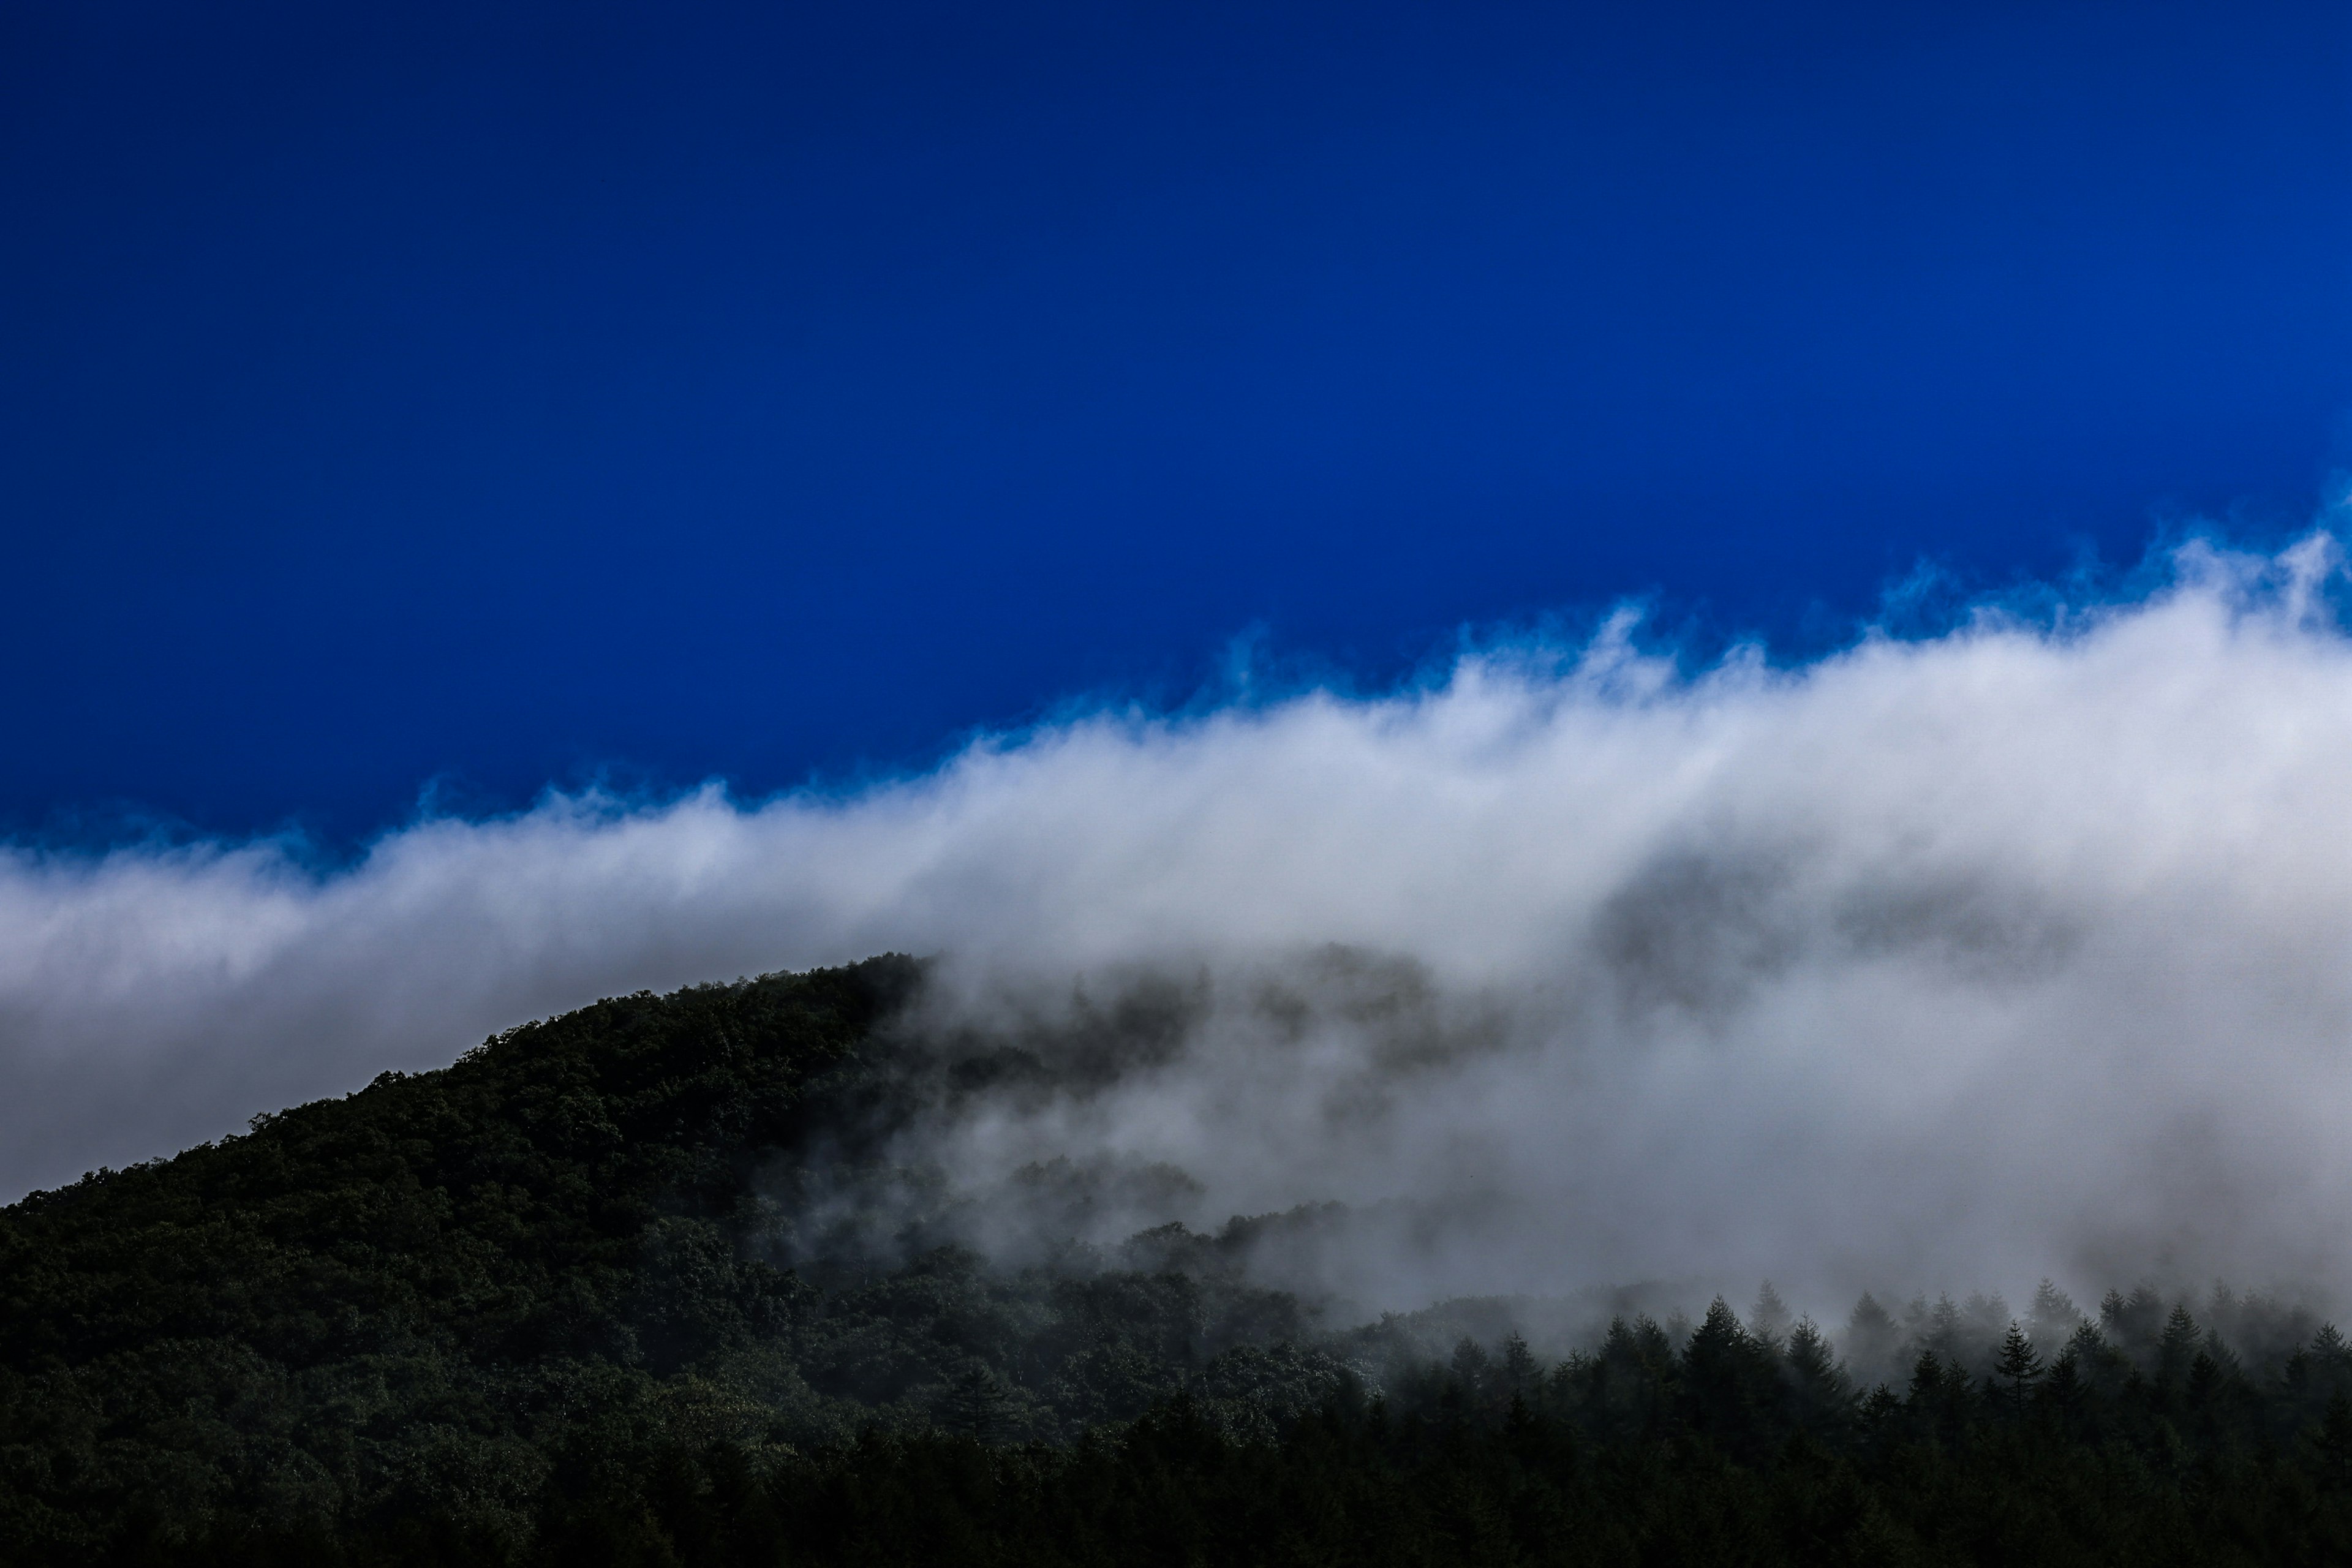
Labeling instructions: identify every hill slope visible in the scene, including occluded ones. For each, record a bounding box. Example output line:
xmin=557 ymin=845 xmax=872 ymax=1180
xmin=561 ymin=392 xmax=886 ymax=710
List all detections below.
xmin=0 ymin=958 xmax=1356 ymax=1562
xmin=10 ymin=957 xmax=2352 ymax=1566
xmin=0 ymin=960 xmax=894 ymax=1552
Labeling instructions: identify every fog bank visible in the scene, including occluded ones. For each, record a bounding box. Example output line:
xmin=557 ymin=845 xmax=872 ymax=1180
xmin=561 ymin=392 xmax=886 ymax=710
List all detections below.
xmin=9 ymin=537 xmax=2352 ymax=1314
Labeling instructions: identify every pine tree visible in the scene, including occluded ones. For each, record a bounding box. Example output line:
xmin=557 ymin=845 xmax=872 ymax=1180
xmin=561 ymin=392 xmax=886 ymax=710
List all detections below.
xmin=1786 ymin=1317 xmax=1839 ymax=1383
xmin=2101 ymin=1286 xmax=2168 ymax=1362
xmin=1842 ymin=1292 xmax=1902 ymax=1392
xmin=1748 ymin=1281 xmax=1793 ymax=1351
xmin=1592 ymin=1316 xmax=1675 ymax=1440
xmin=1907 ymin=1348 xmax=1946 ymax=1409
xmin=2311 ymin=1391 xmax=2352 ymax=1490
xmin=1784 ymin=1316 xmax=1852 ymax=1433
xmin=2186 ymin=1350 xmax=2220 ymax=1414
xmin=1962 ymin=1292 xmax=2011 ymax=1363
xmin=1995 ymin=1321 xmax=2043 ymax=1414
xmin=1683 ymin=1299 xmax=1773 ymax=1452
xmin=1924 ymin=1294 xmax=1964 ymax=1367
xmin=1501 ymin=1331 xmax=1538 ymax=1393
xmin=1452 ymin=1336 xmax=1494 ymax=1400
xmin=2043 ymin=1346 xmax=2085 ymax=1421
xmin=2205 ymin=1280 xmax=2241 ymax=1343
xmin=2115 ymin=1284 xmax=2166 ymax=1360
xmin=941 ymin=1363 xmax=1012 ymax=1441
xmin=2158 ymin=1303 xmax=2202 ymax=1387
xmin=2027 ymin=1279 xmax=2079 ymax=1347
xmin=1905 ymin=1348 xmax=1959 ymax=1444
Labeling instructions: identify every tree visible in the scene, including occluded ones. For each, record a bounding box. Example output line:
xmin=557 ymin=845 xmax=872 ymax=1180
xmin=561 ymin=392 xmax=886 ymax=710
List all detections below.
xmin=1500 ymin=1330 xmax=1538 ymax=1394
xmin=1682 ymin=1298 xmax=1776 ymax=1455
xmin=1906 ymin=1349 xmax=1947 ymax=1411
xmin=941 ymin=1363 xmax=1013 ymax=1441
xmin=1785 ymin=1317 xmax=1839 ymax=1385
xmin=1784 ymin=1316 xmax=1852 ymax=1435
xmin=2027 ymin=1279 xmax=2079 ymax=1347
xmin=2158 ymin=1304 xmax=2203 ymax=1387
xmin=1842 ymin=1292 xmax=1902 ymax=1392
xmin=1451 ymin=1336 xmax=1494 ymax=1399
xmin=2312 ymin=1391 xmax=2352 ymax=1490
xmin=1995 ymin=1321 xmax=2043 ymax=1415
xmin=1748 ymin=1281 xmax=1792 ymax=1351
xmin=2186 ymin=1351 xmax=2220 ymax=1414
xmin=2043 ymin=1346 xmax=2085 ymax=1426
xmin=1923 ymin=1294 xmax=1964 ymax=1367
xmin=2104 ymin=1284 xmax=2165 ymax=1362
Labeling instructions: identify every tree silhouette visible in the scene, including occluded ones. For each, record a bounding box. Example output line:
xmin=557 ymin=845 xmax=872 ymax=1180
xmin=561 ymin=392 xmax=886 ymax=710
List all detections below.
xmin=2313 ymin=1391 xmax=2352 ymax=1490
xmin=2158 ymin=1303 xmax=2203 ymax=1387
xmin=2043 ymin=1346 xmax=2086 ymax=1428
xmin=1499 ymin=1330 xmax=1538 ymax=1394
xmin=1747 ymin=1280 xmax=1792 ymax=1350
xmin=1923 ymin=1293 xmax=1965 ymax=1366
xmin=1995 ymin=1321 xmax=2043 ymax=1414
xmin=1843 ymin=1291 xmax=1901 ymax=1390
xmin=2027 ymin=1278 xmax=2079 ymax=1346
xmin=941 ymin=1363 xmax=1014 ymax=1441
xmin=1784 ymin=1316 xmax=1850 ymax=1434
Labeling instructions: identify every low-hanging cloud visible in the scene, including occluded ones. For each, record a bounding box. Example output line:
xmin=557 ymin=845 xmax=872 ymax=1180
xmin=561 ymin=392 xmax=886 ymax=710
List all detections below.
xmin=10 ymin=536 xmax=2352 ymax=1318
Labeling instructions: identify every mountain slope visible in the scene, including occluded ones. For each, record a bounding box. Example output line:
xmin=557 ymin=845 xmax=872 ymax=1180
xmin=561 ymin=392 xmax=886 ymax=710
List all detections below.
xmin=0 ymin=957 xmax=1359 ymax=1561
xmin=10 ymin=956 xmax=2352 ymax=1566
xmin=0 ymin=959 xmax=923 ymax=1555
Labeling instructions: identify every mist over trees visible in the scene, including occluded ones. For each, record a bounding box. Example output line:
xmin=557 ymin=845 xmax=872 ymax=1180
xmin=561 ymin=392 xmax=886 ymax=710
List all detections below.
xmin=5 ymin=961 xmax=2352 ymax=1564
xmin=13 ymin=540 xmax=2352 ymax=1326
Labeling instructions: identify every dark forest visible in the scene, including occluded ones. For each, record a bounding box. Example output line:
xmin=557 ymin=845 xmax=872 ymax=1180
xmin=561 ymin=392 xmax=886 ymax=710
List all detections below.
xmin=4 ymin=959 xmax=2350 ymax=1566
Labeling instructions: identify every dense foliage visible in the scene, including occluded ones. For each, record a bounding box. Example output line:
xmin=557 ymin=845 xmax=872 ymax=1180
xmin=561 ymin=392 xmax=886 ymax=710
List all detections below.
xmin=4 ymin=959 xmax=2351 ymax=1564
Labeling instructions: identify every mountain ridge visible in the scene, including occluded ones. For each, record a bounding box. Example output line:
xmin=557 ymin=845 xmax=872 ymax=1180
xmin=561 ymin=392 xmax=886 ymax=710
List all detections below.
xmin=10 ymin=956 xmax=2352 ymax=1566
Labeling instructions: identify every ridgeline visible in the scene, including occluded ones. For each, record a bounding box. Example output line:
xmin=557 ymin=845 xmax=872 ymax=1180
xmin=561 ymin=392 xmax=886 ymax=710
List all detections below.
xmin=3 ymin=958 xmax=2351 ymax=1565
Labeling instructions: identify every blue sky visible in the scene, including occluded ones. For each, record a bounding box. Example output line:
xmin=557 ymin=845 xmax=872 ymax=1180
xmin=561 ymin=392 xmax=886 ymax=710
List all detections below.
xmin=6 ymin=1 xmax=2350 ymax=843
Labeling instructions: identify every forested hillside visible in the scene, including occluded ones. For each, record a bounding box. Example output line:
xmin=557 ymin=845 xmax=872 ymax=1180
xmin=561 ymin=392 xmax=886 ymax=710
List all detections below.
xmin=4 ymin=959 xmax=2352 ymax=1565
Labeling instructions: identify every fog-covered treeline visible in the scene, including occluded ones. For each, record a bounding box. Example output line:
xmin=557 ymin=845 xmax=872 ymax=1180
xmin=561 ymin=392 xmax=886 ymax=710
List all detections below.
xmin=8 ymin=961 xmax=2352 ymax=1565
xmin=17 ymin=540 xmax=2352 ymax=1321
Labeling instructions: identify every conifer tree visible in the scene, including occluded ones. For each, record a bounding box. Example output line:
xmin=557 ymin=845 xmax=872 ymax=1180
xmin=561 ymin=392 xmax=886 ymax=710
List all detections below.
xmin=1683 ymin=1298 xmax=1774 ymax=1452
xmin=2206 ymin=1280 xmax=2241 ymax=1343
xmin=1924 ymin=1293 xmax=1965 ymax=1369
xmin=1962 ymin=1291 xmax=2011 ymax=1362
xmin=2044 ymin=1346 xmax=2086 ymax=1423
xmin=2117 ymin=1284 xmax=2167 ymax=1359
xmin=1907 ymin=1348 xmax=1946 ymax=1408
xmin=1500 ymin=1330 xmax=1538 ymax=1394
xmin=942 ymin=1363 xmax=1012 ymax=1441
xmin=1784 ymin=1316 xmax=1852 ymax=1434
xmin=1785 ymin=1317 xmax=1838 ymax=1384
xmin=2158 ymin=1303 xmax=2203 ymax=1386
xmin=1995 ymin=1321 xmax=2043 ymax=1414
xmin=1451 ymin=1335 xmax=1494 ymax=1399
xmin=2313 ymin=1391 xmax=2352 ymax=1490
xmin=2027 ymin=1278 xmax=2080 ymax=1347
xmin=2187 ymin=1349 xmax=2220 ymax=1413
xmin=1842 ymin=1291 xmax=1902 ymax=1392
xmin=1748 ymin=1280 xmax=1793 ymax=1351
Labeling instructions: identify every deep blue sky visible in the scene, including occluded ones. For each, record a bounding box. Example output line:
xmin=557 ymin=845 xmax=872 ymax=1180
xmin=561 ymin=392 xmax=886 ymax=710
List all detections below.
xmin=6 ymin=1 xmax=2350 ymax=843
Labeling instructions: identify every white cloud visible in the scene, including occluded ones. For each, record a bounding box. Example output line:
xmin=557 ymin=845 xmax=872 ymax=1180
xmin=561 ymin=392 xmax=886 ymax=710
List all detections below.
xmin=9 ymin=535 xmax=2352 ymax=1316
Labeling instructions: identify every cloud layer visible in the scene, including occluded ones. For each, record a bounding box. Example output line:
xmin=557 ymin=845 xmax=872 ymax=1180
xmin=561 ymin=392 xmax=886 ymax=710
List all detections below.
xmin=11 ymin=537 xmax=2352 ymax=1316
